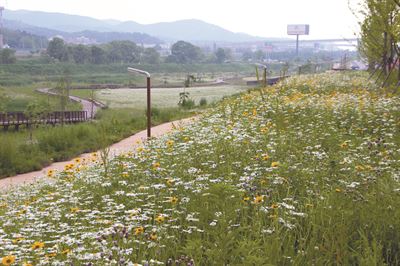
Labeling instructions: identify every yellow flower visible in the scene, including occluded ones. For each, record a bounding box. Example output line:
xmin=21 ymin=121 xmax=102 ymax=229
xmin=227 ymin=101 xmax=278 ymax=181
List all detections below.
xmin=335 ymin=188 xmax=342 ymax=193
xmin=271 ymin=203 xmax=279 ymax=209
xmin=1 ymin=255 xmax=16 ymax=266
xmin=340 ymin=142 xmax=348 ymax=149
xmin=70 ymin=207 xmax=80 ymax=213
xmin=45 ymin=252 xmax=57 ymax=258
xmin=254 ymin=195 xmax=264 ymax=204
xmin=32 ymin=241 xmax=45 ymax=250
xmin=355 ymin=165 xmax=365 ymax=172
xmin=166 ymin=179 xmax=174 ymax=186
xmin=134 ymin=226 xmax=144 ymax=235
xmin=152 ymin=162 xmax=160 ymax=169
xmin=169 ymin=196 xmax=179 ymax=204
xmin=121 ymin=172 xmax=129 ymax=178
xmin=47 ymin=170 xmax=55 ymax=178
xmin=74 ymin=158 xmax=81 ymax=164
xmin=64 ymin=163 xmax=75 ymax=171
xmin=12 ymin=237 xmax=25 ymax=244
xmin=242 ymin=196 xmax=251 ymax=202
xmin=262 ymin=154 xmax=270 ymax=161
xmin=155 ymin=215 xmax=165 ymax=224
xmin=61 ymin=249 xmax=71 ymax=255
xmin=166 ymin=140 xmax=174 ymax=147
xmin=23 ymin=263 xmax=33 ymax=266
xmin=149 ymin=233 xmax=157 ymax=241
xmin=271 ymin=162 xmax=280 ymax=168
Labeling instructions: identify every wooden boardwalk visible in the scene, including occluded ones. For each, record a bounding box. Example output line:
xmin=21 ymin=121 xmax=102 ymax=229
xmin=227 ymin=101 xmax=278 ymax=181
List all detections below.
xmin=0 ymin=111 xmax=88 ymax=130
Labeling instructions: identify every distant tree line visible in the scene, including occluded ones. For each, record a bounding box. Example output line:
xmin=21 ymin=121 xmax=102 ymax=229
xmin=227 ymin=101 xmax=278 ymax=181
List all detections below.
xmin=358 ymin=0 xmax=400 ymax=86
xmin=3 ymin=28 xmax=48 ymax=51
xmin=46 ymin=38 xmax=234 ymax=65
xmin=46 ymin=38 xmax=161 ymax=64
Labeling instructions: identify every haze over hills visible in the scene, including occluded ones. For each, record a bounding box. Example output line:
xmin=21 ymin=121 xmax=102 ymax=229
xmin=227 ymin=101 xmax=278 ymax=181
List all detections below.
xmin=4 ymin=19 xmax=163 ymax=45
xmin=3 ymin=9 xmax=279 ymax=43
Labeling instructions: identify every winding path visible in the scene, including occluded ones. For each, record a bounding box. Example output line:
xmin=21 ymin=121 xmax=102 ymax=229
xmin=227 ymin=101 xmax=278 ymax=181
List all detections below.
xmin=0 ymin=116 xmax=197 ymax=191
xmin=36 ymin=88 xmax=106 ymax=118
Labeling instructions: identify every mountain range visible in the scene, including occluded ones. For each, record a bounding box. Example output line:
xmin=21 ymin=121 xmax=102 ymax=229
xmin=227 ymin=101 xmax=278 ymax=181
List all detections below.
xmin=4 ymin=9 xmax=272 ymax=43
xmin=4 ymin=19 xmax=163 ymax=45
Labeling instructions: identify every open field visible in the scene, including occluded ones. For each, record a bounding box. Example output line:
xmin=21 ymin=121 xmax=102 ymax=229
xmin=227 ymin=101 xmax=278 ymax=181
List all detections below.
xmin=0 ymin=61 xmax=252 ymax=113
xmin=95 ymin=85 xmax=249 ymax=109
xmin=0 ymin=60 xmax=255 ymax=87
xmin=1 ymin=72 xmax=399 ymax=265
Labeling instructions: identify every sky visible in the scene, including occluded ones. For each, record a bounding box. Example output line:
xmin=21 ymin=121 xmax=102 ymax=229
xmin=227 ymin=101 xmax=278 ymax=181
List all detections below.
xmin=3 ymin=0 xmax=362 ymax=39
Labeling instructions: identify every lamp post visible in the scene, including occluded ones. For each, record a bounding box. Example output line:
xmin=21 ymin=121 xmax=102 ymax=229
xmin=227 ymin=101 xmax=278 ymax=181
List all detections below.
xmin=128 ymin=67 xmax=151 ymax=138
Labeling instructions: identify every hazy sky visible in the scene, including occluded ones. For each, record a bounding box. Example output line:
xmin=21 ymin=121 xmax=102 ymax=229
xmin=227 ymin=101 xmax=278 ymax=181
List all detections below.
xmin=4 ymin=0 xmax=362 ymax=39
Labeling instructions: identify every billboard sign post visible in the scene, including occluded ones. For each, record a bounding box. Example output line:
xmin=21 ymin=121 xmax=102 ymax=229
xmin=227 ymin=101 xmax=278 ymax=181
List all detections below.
xmin=287 ymin=24 xmax=310 ymax=56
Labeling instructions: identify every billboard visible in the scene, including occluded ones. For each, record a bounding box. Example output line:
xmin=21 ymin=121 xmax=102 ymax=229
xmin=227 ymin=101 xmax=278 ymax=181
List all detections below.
xmin=287 ymin=24 xmax=310 ymax=35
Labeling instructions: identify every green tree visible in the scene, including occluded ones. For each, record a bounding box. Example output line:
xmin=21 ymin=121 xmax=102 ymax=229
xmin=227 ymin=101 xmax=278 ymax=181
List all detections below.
xmin=358 ymin=0 xmax=400 ymax=86
xmin=47 ymin=37 xmax=68 ymax=61
xmin=106 ymin=41 xmax=142 ymax=64
xmin=215 ymin=48 xmax=227 ymax=64
xmin=141 ymin=47 xmax=160 ymax=64
xmin=254 ymin=50 xmax=266 ymax=61
xmin=166 ymin=41 xmax=203 ymax=64
xmin=0 ymin=49 xmax=16 ymax=64
xmin=90 ymin=46 xmax=106 ymax=64
xmin=241 ymin=50 xmax=253 ymax=62
xmin=24 ymin=100 xmax=50 ymax=141
xmin=72 ymin=44 xmax=89 ymax=64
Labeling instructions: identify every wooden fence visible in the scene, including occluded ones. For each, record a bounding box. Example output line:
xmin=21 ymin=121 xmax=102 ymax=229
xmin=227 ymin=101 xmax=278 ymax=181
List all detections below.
xmin=0 ymin=111 xmax=88 ymax=130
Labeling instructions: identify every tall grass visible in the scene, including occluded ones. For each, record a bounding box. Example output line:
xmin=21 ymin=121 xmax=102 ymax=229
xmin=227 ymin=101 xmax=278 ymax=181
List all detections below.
xmin=0 ymin=107 xmax=192 ymax=178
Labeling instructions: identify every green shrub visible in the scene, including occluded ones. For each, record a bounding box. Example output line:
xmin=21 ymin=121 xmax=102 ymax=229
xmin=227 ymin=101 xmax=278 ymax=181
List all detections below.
xmin=199 ymin=97 xmax=207 ymax=106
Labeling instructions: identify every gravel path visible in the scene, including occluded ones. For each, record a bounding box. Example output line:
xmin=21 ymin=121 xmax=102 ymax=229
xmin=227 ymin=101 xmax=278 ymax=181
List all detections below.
xmin=0 ymin=117 xmax=196 ymax=191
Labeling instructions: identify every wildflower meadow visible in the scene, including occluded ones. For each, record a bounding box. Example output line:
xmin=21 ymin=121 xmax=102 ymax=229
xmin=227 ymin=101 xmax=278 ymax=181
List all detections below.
xmin=1 ymin=72 xmax=399 ymax=265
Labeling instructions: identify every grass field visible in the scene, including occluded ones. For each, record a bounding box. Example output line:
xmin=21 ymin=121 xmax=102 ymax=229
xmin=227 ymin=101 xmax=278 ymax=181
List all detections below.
xmin=0 ymin=60 xmax=255 ymax=87
xmin=1 ymin=60 xmax=252 ymax=112
xmin=94 ymin=85 xmax=248 ymax=109
xmin=1 ymin=72 xmax=399 ymax=265
xmin=2 ymin=86 xmax=81 ymax=112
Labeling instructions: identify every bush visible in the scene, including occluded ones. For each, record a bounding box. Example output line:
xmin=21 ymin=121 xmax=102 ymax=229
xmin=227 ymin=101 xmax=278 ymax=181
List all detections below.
xmin=199 ymin=97 xmax=208 ymax=107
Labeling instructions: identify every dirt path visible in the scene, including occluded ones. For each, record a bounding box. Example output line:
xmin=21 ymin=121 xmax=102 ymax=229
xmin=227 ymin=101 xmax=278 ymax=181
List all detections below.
xmin=36 ymin=88 xmax=105 ymax=118
xmin=0 ymin=117 xmax=196 ymax=191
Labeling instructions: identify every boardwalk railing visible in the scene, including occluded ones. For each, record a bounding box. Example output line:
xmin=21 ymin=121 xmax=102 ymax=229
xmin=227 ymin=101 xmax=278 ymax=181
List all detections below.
xmin=0 ymin=111 xmax=88 ymax=130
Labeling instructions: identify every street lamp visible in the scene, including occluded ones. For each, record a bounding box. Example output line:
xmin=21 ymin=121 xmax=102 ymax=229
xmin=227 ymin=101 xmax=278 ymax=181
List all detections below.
xmin=128 ymin=67 xmax=151 ymax=138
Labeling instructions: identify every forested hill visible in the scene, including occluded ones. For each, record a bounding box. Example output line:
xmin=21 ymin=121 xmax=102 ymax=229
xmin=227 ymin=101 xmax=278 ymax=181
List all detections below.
xmin=4 ymin=19 xmax=163 ymax=46
xmin=4 ymin=9 xmax=270 ymax=42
